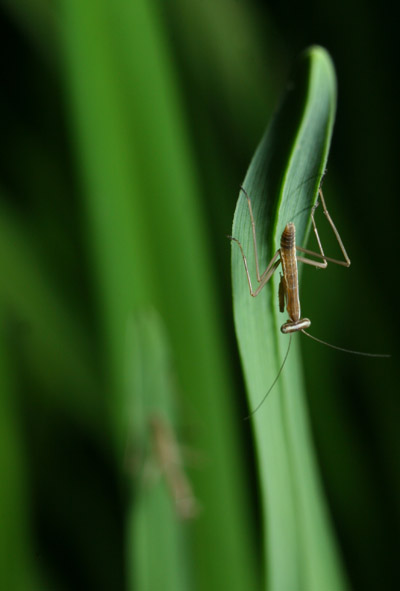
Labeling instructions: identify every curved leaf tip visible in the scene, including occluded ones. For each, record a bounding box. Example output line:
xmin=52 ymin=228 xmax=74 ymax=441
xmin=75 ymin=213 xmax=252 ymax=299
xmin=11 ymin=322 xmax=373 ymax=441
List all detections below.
xmin=230 ymin=47 xmax=347 ymax=590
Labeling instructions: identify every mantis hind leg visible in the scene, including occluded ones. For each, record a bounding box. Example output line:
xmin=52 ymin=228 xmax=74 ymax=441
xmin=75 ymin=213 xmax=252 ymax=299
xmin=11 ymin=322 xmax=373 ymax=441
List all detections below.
xmin=296 ymin=188 xmax=351 ymax=268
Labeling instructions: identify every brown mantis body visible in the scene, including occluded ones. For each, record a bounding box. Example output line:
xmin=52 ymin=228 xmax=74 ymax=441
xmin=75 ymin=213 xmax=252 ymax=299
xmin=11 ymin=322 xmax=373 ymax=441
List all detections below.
xmin=230 ymin=186 xmax=350 ymax=335
xmin=229 ymin=185 xmax=389 ymax=415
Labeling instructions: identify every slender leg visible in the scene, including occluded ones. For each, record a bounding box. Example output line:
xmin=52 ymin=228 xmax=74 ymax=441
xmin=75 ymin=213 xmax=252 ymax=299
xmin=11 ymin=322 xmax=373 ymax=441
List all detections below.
xmin=229 ymin=236 xmax=280 ymax=296
xmin=296 ymin=188 xmax=351 ymax=268
xmin=318 ymin=188 xmax=351 ymax=266
xmin=296 ymin=253 xmax=328 ymax=269
xmin=240 ymin=187 xmax=263 ymax=282
xmin=228 ymin=187 xmax=282 ymax=297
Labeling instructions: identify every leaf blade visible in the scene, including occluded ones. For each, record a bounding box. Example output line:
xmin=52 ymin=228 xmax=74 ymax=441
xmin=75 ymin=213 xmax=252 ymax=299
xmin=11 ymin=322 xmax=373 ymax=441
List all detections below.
xmin=231 ymin=46 xmax=348 ymax=590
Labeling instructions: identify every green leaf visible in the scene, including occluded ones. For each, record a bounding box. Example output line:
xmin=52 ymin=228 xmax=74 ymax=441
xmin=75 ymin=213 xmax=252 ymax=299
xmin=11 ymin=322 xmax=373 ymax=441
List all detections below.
xmin=61 ymin=1 xmax=258 ymax=588
xmin=231 ymin=46 xmax=348 ymax=590
xmin=0 ymin=201 xmax=102 ymax=436
xmin=126 ymin=310 xmax=192 ymax=591
xmin=0 ymin=308 xmax=44 ymax=590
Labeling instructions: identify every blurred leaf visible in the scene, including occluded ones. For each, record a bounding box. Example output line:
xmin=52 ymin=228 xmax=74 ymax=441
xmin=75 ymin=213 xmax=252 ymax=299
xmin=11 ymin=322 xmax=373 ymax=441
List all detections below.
xmin=126 ymin=310 xmax=193 ymax=591
xmin=60 ymin=1 xmax=257 ymax=589
xmin=0 ymin=0 xmax=58 ymax=58
xmin=0 ymin=200 xmax=102 ymax=435
xmin=0 ymin=307 xmax=44 ymax=590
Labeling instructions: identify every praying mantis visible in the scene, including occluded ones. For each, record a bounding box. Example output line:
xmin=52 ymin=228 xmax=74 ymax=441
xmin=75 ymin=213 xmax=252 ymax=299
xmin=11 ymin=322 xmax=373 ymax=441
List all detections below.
xmin=229 ymin=183 xmax=389 ymax=415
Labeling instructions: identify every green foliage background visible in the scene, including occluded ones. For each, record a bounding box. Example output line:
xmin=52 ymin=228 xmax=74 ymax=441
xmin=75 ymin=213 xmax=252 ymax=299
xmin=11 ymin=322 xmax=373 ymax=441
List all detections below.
xmin=0 ymin=1 xmax=398 ymax=590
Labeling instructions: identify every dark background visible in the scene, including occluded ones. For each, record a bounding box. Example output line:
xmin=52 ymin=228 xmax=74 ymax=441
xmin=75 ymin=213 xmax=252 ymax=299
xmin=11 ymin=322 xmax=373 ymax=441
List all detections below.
xmin=0 ymin=1 xmax=398 ymax=589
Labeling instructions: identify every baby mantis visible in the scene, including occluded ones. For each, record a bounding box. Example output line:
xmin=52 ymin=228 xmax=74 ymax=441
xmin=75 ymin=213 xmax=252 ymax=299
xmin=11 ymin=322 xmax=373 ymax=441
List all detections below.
xmin=149 ymin=414 xmax=199 ymax=520
xmin=229 ymin=183 xmax=389 ymax=415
